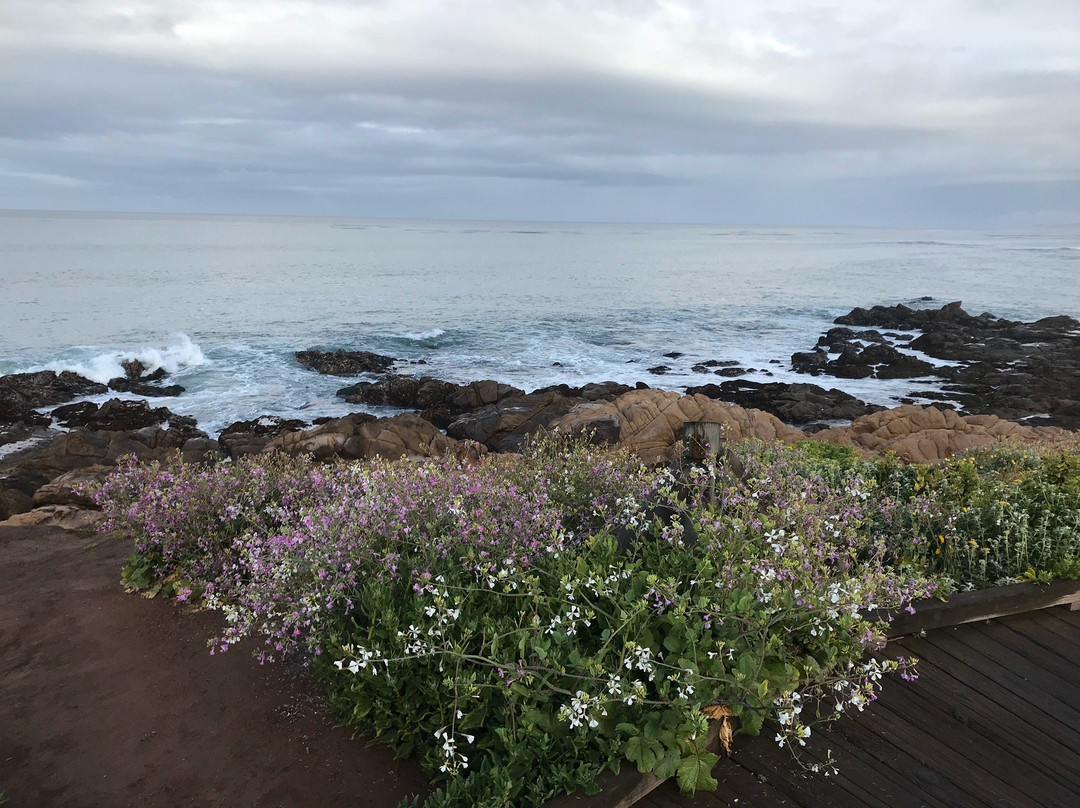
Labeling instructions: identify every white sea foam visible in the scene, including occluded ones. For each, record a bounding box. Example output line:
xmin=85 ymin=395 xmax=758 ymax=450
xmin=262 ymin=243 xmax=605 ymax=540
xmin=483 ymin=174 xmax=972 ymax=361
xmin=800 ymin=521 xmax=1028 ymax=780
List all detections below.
xmin=31 ymin=334 xmax=208 ymax=384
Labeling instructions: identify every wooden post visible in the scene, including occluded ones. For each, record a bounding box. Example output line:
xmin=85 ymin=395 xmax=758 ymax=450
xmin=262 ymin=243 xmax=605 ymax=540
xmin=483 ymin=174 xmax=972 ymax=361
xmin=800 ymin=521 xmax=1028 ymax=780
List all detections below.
xmin=681 ymin=422 xmax=725 ymax=506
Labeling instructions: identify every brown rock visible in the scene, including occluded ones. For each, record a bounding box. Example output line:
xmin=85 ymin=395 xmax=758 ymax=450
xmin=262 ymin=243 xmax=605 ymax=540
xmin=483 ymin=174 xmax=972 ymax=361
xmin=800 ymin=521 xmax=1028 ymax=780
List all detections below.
xmin=553 ymin=389 xmax=804 ymax=463
xmin=32 ymin=468 xmax=109 ymax=508
xmin=808 ymin=405 xmax=1066 ymax=463
xmin=343 ymin=414 xmax=458 ymax=461
xmin=1 ymin=505 xmax=104 ymax=531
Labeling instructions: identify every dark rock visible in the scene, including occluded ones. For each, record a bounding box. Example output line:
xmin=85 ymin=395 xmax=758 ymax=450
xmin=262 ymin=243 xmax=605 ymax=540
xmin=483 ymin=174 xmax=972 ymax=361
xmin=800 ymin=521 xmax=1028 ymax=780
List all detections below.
xmin=50 ymin=399 xmax=178 ymax=432
xmin=686 ymin=380 xmax=884 ymax=425
xmin=635 ymin=382 xmax=650 ymax=390
xmin=181 ymin=437 xmax=223 ymax=465
xmin=791 ymin=348 xmax=829 ymax=375
xmin=295 ymin=349 xmax=396 ymax=376
xmin=107 ymin=377 xmax=185 ymax=397
xmin=0 ymin=371 xmax=107 ymax=418
xmin=803 ymin=301 xmax=1080 ymax=429
xmin=714 ymin=367 xmax=746 ymax=378
xmin=219 ymin=415 xmax=309 ymax=459
xmin=530 ymin=381 xmax=633 ymax=402
xmin=447 ymin=392 xmax=582 ymax=452
xmin=120 ymin=359 xmax=146 ymax=380
xmin=663 ymin=352 xmax=684 ymax=359
xmin=646 ymin=365 xmax=671 ymax=375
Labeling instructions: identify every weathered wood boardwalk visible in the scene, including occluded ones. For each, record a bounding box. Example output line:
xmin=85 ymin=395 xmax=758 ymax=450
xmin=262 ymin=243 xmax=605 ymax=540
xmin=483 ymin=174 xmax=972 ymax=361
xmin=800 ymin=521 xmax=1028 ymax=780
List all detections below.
xmin=643 ymin=606 xmax=1080 ymax=808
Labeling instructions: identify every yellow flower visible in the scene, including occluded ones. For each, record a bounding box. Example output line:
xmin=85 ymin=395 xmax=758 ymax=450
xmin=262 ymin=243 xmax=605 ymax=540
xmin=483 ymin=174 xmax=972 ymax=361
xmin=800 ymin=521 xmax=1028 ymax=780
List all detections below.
xmin=938 ymin=535 xmax=945 ymax=543
xmin=935 ymin=548 xmax=942 ymax=555
xmin=969 ymin=540 xmax=978 ymax=546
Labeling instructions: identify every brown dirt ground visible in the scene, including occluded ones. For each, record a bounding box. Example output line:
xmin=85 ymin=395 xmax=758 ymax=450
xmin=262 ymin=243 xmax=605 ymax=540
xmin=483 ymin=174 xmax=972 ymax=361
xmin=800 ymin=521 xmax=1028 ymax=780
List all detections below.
xmin=0 ymin=525 xmax=428 ymax=808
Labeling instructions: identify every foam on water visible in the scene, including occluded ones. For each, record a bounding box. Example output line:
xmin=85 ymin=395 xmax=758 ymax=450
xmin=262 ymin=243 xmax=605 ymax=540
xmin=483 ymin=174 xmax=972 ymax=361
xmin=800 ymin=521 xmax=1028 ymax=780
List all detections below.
xmin=27 ymin=334 xmax=208 ymax=384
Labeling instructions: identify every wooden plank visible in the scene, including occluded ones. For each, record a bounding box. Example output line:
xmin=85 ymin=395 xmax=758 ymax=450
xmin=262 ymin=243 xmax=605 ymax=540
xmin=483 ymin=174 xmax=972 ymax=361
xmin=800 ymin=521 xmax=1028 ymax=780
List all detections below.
xmin=866 ymin=675 xmax=1077 ymax=807
xmin=897 ymin=634 xmax=1080 ymax=755
xmin=1040 ymin=605 xmax=1080 ymax=632
xmin=1024 ymin=608 xmax=1080 ymax=643
xmin=987 ymin=612 xmax=1080 ymax=667
xmin=731 ymin=733 xmax=872 ymax=808
xmin=810 ymin=718 xmax=954 ymax=808
xmin=966 ymin=619 xmax=1080 ymax=700
xmin=884 ymin=641 xmax=1080 ymax=790
xmin=923 ymin=629 xmax=1080 ymax=729
xmin=877 ymin=579 xmax=1080 ymax=637
xmin=900 ymin=634 xmax=1080 ymax=745
xmin=821 ymin=705 xmax=992 ymax=808
xmin=837 ymin=691 xmax=1042 ymax=808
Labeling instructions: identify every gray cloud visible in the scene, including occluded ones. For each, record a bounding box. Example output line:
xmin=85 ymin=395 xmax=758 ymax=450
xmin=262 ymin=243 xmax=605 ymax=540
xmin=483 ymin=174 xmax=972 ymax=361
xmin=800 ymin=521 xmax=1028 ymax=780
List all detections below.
xmin=1 ymin=0 xmax=1078 ymax=225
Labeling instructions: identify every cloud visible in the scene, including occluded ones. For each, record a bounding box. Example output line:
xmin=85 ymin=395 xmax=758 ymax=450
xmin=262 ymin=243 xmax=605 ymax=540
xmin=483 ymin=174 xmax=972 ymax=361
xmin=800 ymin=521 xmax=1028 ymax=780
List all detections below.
xmin=0 ymin=0 xmax=1077 ymax=225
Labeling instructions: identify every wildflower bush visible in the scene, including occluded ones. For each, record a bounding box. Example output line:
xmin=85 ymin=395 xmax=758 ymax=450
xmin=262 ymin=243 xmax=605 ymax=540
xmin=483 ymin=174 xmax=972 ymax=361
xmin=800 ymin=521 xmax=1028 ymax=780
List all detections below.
xmin=867 ymin=443 xmax=1080 ymax=588
xmin=96 ymin=438 xmax=943 ymax=806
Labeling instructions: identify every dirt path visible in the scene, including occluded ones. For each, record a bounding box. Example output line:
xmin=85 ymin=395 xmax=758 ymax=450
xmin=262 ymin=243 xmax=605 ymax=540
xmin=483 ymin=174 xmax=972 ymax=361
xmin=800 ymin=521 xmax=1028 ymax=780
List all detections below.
xmin=0 ymin=525 xmax=428 ymax=808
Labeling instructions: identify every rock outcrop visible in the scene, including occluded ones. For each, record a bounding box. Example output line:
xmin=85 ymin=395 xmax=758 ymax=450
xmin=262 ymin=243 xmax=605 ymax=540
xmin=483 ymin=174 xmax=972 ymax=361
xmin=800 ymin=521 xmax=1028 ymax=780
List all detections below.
xmin=552 ymin=389 xmax=804 ymax=463
xmin=447 ymin=391 xmax=583 ymax=452
xmin=686 ymin=381 xmax=883 ymax=425
xmin=808 ymin=405 xmax=1066 ymax=464
xmin=339 ymin=376 xmax=524 ymax=429
xmin=295 ymin=349 xmax=396 ymax=376
xmin=794 ymin=302 xmax=1080 ymax=429
xmin=218 ymin=416 xmax=310 ymax=459
xmin=265 ymin=412 xmax=458 ymax=461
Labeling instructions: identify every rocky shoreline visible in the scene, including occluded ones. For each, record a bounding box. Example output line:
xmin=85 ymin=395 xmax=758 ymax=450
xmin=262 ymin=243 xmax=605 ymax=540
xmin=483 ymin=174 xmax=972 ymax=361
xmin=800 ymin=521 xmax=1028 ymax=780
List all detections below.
xmin=2 ymin=301 xmax=1077 ymax=528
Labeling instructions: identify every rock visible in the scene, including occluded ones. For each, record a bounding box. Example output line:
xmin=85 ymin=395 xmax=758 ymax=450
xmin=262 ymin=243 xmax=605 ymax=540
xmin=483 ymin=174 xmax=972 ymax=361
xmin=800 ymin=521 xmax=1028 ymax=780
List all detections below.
xmin=714 ymin=367 xmax=746 ymax=378
xmin=552 ymin=389 xmax=804 ymax=463
xmin=32 ymin=468 xmax=109 ymax=508
xmin=264 ymin=413 xmax=378 ymax=460
xmin=808 ymin=302 xmax=1080 ymax=428
xmin=0 ymin=485 xmax=34 ymax=521
xmin=295 ymin=349 xmax=396 ymax=376
xmin=808 ymin=405 xmax=1066 ymax=464
xmin=448 ymin=392 xmax=583 ymax=452
xmin=646 ymin=365 xmax=671 ymax=375
xmin=120 ymin=359 xmax=146 ymax=380
xmin=1 ymin=504 xmax=103 ymax=531
xmin=0 ymin=370 xmax=107 ymax=410
xmin=106 ymin=377 xmax=185 ymax=397
xmin=181 ymin=437 xmax=223 ymax=465
xmin=339 ymin=376 xmax=527 ymax=430
xmin=343 ymin=413 xmax=458 ymax=460
xmin=685 ymin=381 xmax=884 ymax=425
xmin=663 ymin=352 xmax=684 ymax=359
xmin=218 ymin=416 xmax=309 ymax=459
xmin=51 ymin=398 xmax=179 ymax=432
xmin=530 ymin=381 xmax=634 ymax=402
xmin=791 ymin=348 xmax=830 ymax=375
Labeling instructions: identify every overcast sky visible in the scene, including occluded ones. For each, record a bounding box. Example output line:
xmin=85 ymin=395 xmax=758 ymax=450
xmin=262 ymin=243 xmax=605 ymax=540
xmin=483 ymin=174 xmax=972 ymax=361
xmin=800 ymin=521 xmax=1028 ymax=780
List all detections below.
xmin=1 ymin=1 xmax=1077 ymax=227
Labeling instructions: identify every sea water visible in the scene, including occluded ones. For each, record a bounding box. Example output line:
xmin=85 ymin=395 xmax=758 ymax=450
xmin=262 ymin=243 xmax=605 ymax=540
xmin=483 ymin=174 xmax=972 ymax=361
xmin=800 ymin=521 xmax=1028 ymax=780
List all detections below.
xmin=1 ymin=210 xmax=1077 ymax=436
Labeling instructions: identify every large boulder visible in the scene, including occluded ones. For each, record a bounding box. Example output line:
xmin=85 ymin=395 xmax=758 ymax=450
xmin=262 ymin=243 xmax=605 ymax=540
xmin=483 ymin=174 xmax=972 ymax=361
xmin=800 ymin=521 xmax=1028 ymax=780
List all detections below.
xmin=339 ymin=376 xmax=526 ymax=429
xmin=32 ymin=467 xmax=109 ymax=508
xmin=0 ymin=370 xmax=107 ymax=410
xmin=263 ymin=413 xmax=378 ymax=460
xmin=808 ymin=405 xmax=1066 ymax=463
xmin=686 ymin=381 xmax=884 ymax=425
xmin=447 ymin=392 xmax=582 ymax=452
xmin=218 ymin=415 xmax=310 ymax=459
xmin=265 ymin=412 xmax=456 ymax=461
xmin=552 ymin=389 xmax=804 ymax=463
xmin=295 ymin=349 xmax=396 ymax=376
xmin=50 ymin=398 xmax=183 ymax=432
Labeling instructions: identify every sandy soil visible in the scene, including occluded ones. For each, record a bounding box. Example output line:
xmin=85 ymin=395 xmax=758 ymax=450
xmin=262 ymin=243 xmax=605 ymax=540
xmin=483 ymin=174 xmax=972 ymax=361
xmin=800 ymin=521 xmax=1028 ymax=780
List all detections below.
xmin=0 ymin=525 xmax=428 ymax=807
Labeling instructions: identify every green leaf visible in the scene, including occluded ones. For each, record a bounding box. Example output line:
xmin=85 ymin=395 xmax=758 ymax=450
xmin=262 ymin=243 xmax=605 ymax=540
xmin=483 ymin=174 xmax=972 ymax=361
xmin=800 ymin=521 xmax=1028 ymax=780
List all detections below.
xmin=624 ymin=735 xmax=663 ymax=772
xmin=676 ymin=751 xmax=719 ymax=793
xmin=652 ymin=750 xmax=682 ymax=781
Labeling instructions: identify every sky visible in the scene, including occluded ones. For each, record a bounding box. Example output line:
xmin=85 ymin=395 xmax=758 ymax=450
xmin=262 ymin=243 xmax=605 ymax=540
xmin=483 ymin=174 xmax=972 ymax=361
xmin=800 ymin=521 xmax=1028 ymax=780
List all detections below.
xmin=1 ymin=0 xmax=1078 ymax=227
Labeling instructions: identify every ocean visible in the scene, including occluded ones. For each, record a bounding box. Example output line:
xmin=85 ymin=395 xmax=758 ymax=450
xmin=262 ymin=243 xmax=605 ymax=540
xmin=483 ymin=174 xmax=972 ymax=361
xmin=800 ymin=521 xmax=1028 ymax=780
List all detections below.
xmin=1 ymin=210 xmax=1078 ymax=436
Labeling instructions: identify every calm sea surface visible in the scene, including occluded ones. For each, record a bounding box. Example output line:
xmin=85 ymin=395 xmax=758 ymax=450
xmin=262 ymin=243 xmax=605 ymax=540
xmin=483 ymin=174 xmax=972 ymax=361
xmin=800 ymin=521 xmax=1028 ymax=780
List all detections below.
xmin=1 ymin=211 xmax=1077 ymax=434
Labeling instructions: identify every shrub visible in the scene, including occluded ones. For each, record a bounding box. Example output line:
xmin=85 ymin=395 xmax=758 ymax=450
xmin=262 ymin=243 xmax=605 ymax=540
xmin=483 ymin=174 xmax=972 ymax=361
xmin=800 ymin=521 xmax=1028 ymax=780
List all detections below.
xmin=96 ymin=437 xmax=931 ymax=806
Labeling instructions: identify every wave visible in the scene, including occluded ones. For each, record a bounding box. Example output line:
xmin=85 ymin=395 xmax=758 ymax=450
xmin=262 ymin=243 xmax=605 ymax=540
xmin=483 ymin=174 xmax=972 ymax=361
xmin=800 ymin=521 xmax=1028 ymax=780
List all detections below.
xmin=32 ymin=334 xmax=208 ymax=384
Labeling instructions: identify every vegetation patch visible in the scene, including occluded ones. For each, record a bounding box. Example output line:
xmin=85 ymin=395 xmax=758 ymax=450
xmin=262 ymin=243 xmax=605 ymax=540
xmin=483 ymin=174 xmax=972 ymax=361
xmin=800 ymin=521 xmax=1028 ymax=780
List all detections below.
xmin=93 ymin=437 xmax=1080 ymax=807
